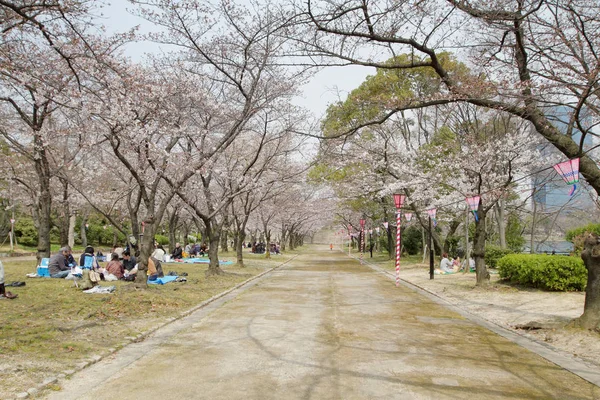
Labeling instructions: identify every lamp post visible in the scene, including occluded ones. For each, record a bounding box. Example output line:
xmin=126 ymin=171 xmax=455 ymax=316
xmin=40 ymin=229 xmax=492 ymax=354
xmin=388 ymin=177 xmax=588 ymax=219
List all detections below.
xmin=393 ymin=193 xmax=405 ymax=287
xmin=359 ymin=218 xmax=366 ymax=264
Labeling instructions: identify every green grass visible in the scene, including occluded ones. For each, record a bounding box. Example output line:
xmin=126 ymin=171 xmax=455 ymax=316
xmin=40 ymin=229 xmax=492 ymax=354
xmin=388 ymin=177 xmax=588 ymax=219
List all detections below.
xmin=0 ymin=249 xmax=299 ymax=397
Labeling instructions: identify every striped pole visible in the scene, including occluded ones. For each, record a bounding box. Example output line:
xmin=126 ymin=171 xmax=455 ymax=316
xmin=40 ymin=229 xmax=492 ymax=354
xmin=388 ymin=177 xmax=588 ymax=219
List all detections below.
xmin=360 ymin=218 xmax=366 ymax=264
xmin=395 ymin=211 xmax=402 ymax=286
xmin=393 ymin=193 xmax=405 ymax=287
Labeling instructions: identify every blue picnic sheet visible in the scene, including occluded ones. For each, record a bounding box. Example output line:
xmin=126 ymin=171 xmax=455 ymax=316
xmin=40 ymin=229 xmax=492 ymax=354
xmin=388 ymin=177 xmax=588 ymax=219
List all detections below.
xmin=167 ymin=258 xmax=233 ymax=265
xmin=148 ymin=276 xmax=178 ymax=285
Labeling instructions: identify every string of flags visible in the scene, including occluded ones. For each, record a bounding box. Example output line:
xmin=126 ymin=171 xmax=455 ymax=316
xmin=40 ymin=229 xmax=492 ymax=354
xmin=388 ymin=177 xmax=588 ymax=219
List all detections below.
xmin=345 ymin=158 xmax=582 ymax=231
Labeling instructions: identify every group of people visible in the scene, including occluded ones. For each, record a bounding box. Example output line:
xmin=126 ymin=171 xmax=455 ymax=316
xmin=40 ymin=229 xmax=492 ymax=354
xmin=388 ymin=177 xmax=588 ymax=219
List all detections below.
xmin=45 ymin=243 xmax=169 ymax=283
xmin=184 ymin=242 xmax=207 ymax=257
xmin=436 ymin=253 xmax=475 ymax=274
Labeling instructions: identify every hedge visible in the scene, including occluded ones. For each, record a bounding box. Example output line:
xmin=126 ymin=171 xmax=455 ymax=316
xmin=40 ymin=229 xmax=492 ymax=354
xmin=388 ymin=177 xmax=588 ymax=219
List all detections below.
xmin=485 ymin=245 xmax=514 ymax=268
xmin=497 ymin=254 xmax=587 ymax=291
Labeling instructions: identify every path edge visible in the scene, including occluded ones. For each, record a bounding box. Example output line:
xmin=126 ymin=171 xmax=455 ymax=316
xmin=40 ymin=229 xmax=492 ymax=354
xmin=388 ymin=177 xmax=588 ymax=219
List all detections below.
xmin=357 ymin=256 xmax=600 ymax=388
xmin=15 ymin=254 xmax=300 ymax=400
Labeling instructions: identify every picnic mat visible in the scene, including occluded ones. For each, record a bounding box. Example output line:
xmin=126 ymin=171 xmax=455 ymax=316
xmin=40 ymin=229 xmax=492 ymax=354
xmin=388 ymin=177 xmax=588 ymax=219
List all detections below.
xmin=148 ymin=276 xmax=179 ymax=285
xmin=167 ymin=258 xmax=233 ymax=265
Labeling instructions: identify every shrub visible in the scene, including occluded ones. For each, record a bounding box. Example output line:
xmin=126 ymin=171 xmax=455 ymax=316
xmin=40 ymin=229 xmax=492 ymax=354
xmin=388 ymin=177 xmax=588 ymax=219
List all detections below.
xmin=497 ymin=254 xmax=587 ymax=291
xmin=566 ymin=223 xmax=600 ymax=254
xmin=403 ymin=226 xmax=422 ymax=255
xmin=14 ymin=218 xmax=38 ymax=247
xmin=485 ymin=245 xmax=514 ymax=268
xmin=154 ymin=234 xmax=169 ymax=246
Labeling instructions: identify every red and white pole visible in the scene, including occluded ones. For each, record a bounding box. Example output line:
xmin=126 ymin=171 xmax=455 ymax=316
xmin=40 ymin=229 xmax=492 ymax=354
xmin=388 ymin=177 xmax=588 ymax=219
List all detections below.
xmin=359 ymin=218 xmax=366 ymax=264
xmin=395 ymin=211 xmax=402 ymax=286
xmin=393 ymin=193 xmax=405 ymax=287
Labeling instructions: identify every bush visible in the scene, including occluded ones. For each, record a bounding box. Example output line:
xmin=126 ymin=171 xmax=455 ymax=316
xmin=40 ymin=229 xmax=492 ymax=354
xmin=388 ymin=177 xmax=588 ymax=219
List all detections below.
xmin=154 ymin=234 xmax=169 ymax=246
xmin=403 ymin=226 xmax=422 ymax=255
xmin=14 ymin=218 xmax=38 ymax=247
xmin=498 ymin=254 xmax=587 ymax=291
xmin=485 ymin=245 xmax=514 ymax=268
xmin=566 ymin=223 xmax=600 ymax=254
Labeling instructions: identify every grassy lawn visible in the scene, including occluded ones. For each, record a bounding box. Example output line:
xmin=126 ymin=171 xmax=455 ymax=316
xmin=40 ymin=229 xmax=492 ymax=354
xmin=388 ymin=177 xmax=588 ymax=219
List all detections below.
xmin=0 ymin=250 xmax=298 ymax=398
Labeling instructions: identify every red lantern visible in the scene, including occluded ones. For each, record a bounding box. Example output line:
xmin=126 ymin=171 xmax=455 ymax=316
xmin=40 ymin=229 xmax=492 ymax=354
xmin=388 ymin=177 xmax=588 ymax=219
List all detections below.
xmin=393 ymin=193 xmax=405 ymax=209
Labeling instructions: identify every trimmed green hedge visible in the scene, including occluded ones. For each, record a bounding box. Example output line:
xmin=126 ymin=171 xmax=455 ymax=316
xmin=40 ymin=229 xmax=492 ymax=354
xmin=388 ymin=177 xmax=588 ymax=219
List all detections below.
xmin=497 ymin=254 xmax=587 ymax=291
xmin=485 ymin=245 xmax=514 ymax=268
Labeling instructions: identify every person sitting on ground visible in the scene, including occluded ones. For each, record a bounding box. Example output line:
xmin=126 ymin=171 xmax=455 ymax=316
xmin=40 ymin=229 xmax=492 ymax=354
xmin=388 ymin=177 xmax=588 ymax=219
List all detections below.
xmin=112 ymin=246 xmax=124 ymax=260
xmin=184 ymin=243 xmax=192 ymax=257
xmin=0 ymin=260 xmax=18 ymax=299
xmin=151 ymin=243 xmax=166 ymax=262
xmin=435 ymin=253 xmax=454 ymax=274
xmin=199 ymin=243 xmax=207 ymax=256
xmin=104 ymin=253 xmax=124 ymax=280
xmin=67 ymin=248 xmax=77 ymax=268
xmin=171 ymin=242 xmax=183 ymax=260
xmin=79 ymin=246 xmax=99 ymax=269
xmin=48 ymin=246 xmax=72 ymax=278
xmin=452 ymin=256 xmax=461 ymax=272
xmin=122 ymin=250 xmax=137 ymax=272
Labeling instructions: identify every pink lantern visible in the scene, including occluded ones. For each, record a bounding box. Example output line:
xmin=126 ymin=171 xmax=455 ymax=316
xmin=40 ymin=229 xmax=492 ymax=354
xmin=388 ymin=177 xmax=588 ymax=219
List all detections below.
xmin=553 ymin=158 xmax=580 ymax=196
xmin=393 ymin=193 xmax=405 ymax=209
xmin=427 ymin=208 xmax=437 ymax=227
xmin=465 ymin=196 xmax=481 ymax=221
xmin=383 ymin=222 xmax=389 ymax=230
xmin=375 ymin=227 xmax=380 ymax=234
xmin=404 ymin=213 xmax=413 ymax=222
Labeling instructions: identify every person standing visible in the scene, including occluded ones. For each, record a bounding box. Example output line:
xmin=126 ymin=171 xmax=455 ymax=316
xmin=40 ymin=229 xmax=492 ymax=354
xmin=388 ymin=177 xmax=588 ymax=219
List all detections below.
xmin=0 ymin=260 xmax=18 ymax=299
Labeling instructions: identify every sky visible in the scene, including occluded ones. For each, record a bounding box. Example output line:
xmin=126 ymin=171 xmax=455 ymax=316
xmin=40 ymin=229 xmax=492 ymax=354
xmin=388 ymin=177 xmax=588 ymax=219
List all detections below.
xmin=97 ymin=0 xmax=374 ymax=119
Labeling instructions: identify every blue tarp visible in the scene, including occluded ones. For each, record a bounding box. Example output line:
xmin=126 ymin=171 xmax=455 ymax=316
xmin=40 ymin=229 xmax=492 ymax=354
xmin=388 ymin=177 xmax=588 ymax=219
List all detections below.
xmin=167 ymin=258 xmax=233 ymax=265
xmin=148 ymin=276 xmax=178 ymax=285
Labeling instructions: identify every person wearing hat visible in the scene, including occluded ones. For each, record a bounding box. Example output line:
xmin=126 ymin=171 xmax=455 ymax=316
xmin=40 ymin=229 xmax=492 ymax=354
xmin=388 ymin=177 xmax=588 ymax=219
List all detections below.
xmin=48 ymin=246 xmax=72 ymax=278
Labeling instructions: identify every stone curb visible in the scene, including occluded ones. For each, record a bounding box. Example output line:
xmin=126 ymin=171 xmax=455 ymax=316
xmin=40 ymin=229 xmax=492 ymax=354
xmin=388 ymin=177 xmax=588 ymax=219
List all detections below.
xmin=357 ymin=255 xmax=600 ymax=388
xmin=15 ymin=254 xmax=300 ymax=400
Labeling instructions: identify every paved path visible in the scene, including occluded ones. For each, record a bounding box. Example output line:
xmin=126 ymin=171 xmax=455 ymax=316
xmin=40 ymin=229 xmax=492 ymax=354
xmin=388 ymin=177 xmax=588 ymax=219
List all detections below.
xmin=46 ymin=246 xmax=600 ymax=399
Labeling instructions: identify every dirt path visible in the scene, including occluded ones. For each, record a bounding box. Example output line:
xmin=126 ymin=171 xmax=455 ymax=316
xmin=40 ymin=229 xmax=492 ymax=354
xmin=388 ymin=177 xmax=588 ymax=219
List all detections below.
xmin=43 ymin=246 xmax=599 ymax=399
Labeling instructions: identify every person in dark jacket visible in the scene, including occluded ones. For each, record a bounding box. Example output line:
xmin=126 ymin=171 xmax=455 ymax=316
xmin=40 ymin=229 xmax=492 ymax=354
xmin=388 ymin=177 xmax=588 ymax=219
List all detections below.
xmin=171 ymin=243 xmax=183 ymax=260
xmin=48 ymin=247 xmax=71 ymax=278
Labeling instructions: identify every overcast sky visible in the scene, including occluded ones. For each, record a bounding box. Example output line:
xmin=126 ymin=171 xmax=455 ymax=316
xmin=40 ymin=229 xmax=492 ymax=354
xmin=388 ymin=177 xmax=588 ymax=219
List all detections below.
xmin=98 ymin=0 xmax=374 ymax=119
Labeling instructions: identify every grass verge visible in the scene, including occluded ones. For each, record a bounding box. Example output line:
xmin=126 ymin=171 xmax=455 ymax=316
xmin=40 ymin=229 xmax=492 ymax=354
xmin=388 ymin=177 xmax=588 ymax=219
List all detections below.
xmin=0 ymin=250 xmax=297 ymax=398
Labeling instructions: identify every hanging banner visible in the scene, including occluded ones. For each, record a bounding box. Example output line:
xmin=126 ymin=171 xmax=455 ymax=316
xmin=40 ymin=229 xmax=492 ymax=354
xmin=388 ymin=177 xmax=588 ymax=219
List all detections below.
xmin=404 ymin=213 xmax=413 ymax=222
xmin=553 ymin=158 xmax=580 ymax=196
xmin=426 ymin=208 xmax=437 ymax=227
xmin=465 ymin=196 xmax=481 ymax=221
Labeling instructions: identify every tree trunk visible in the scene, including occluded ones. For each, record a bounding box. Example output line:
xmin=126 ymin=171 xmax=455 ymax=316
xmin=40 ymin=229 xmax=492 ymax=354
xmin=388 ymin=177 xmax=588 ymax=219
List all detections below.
xmin=134 ymin=221 xmax=153 ymax=289
xmin=579 ymin=234 xmax=600 ymax=330
xmin=207 ymin=234 xmax=224 ymax=276
xmin=81 ymin=213 xmax=88 ymax=248
xmin=236 ymin=231 xmax=246 ymax=267
xmin=530 ymin=189 xmax=538 ymax=254
xmin=59 ymin=179 xmax=70 ymax=247
xmin=168 ymin=211 xmax=178 ymax=253
xmin=265 ymin=229 xmax=271 ymax=259
xmin=68 ymin=214 xmax=76 ymax=248
xmin=221 ymin=231 xmax=228 ymax=253
xmin=495 ymin=199 xmax=506 ymax=248
xmin=34 ymin=138 xmax=52 ymax=264
xmin=472 ymin=206 xmax=490 ymax=286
